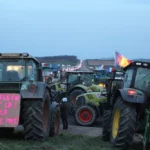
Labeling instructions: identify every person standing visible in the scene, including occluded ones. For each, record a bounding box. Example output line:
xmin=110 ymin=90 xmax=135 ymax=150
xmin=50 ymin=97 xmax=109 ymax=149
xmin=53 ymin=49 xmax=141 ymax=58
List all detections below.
xmin=60 ymin=97 xmax=68 ymax=129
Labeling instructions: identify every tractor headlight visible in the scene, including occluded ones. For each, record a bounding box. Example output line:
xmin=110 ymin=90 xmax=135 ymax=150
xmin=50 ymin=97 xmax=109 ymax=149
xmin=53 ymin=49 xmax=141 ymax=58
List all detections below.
xmin=98 ymin=83 xmax=105 ymax=88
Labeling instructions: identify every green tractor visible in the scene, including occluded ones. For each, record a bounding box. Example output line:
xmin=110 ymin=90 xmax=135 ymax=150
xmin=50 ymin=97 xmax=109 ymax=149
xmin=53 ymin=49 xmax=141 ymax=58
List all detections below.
xmin=64 ymin=71 xmax=106 ymax=114
xmin=47 ymin=70 xmax=106 ymax=114
xmin=73 ymin=70 xmax=124 ymax=126
xmin=74 ymin=92 xmax=107 ymax=126
xmin=0 ymin=53 xmax=60 ymax=140
xmin=102 ymin=61 xmax=150 ymax=150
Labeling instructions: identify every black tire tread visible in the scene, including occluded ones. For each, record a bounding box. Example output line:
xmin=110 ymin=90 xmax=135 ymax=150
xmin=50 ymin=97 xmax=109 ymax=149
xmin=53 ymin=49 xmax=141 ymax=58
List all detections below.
xmin=49 ymin=106 xmax=60 ymax=137
xmin=110 ymin=97 xmax=136 ymax=148
xmin=68 ymin=89 xmax=85 ymax=115
xmin=23 ymin=90 xmax=50 ymax=141
xmin=102 ymin=110 xmax=111 ymax=141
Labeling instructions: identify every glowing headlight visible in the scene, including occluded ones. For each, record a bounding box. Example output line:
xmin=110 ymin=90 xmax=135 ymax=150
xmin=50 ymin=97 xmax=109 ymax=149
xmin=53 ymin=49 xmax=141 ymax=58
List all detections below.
xmin=98 ymin=83 xmax=105 ymax=88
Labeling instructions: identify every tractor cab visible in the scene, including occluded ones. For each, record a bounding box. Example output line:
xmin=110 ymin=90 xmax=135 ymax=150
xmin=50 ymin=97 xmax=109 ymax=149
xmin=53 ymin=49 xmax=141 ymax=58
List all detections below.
xmin=42 ymin=64 xmax=53 ymax=84
xmin=0 ymin=53 xmax=42 ymax=93
xmin=65 ymin=70 xmax=94 ymax=91
xmin=123 ymin=61 xmax=150 ymax=95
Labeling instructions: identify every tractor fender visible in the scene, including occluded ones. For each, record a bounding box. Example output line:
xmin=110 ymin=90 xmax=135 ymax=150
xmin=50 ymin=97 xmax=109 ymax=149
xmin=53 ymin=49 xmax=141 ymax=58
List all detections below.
xmin=68 ymin=84 xmax=89 ymax=96
xmin=114 ymin=89 xmax=145 ymax=104
xmin=21 ymin=81 xmax=51 ymax=99
xmin=86 ymin=102 xmax=100 ymax=117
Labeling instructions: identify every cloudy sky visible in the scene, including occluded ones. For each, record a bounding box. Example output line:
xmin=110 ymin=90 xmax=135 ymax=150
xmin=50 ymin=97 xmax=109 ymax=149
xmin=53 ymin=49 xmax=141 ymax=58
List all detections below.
xmin=0 ymin=0 xmax=150 ymax=60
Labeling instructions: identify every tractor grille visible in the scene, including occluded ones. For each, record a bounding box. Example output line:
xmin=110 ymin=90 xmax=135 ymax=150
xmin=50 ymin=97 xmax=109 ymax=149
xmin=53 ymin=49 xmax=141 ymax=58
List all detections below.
xmin=0 ymin=83 xmax=21 ymax=93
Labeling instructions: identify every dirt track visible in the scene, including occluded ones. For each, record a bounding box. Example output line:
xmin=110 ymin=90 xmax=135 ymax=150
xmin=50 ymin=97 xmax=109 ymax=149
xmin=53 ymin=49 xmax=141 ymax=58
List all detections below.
xmin=60 ymin=124 xmax=102 ymax=137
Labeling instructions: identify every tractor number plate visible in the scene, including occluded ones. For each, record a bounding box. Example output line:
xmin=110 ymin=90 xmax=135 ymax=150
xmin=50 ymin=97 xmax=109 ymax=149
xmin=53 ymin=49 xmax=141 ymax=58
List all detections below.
xmin=0 ymin=93 xmax=21 ymax=127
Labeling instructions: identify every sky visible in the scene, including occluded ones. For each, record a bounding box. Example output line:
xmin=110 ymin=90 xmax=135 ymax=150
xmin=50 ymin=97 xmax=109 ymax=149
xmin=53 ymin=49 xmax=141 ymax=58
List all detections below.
xmin=0 ymin=0 xmax=150 ymax=60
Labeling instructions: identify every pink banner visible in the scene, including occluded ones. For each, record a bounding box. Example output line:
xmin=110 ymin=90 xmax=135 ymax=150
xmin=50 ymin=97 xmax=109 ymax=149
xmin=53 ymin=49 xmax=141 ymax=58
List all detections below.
xmin=0 ymin=93 xmax=21 ymax=127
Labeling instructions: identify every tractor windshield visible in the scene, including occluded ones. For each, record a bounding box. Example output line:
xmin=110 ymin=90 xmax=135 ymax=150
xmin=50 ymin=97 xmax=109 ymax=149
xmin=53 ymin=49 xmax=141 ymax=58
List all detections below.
xmin=135 ymin=67 xmax=150 ymax=93
xmin=68 ymin=73 xmax=93 ymax=86
xmin=0 ymin=59 xmax=25 ymax=81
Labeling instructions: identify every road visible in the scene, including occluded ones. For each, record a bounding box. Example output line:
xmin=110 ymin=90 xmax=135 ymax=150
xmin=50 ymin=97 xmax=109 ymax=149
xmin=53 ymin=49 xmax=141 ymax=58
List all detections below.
xmin=78 ymin=60 xmax=91 ymax=71
xmin=67 ymin=114 xmax=102 ymax=127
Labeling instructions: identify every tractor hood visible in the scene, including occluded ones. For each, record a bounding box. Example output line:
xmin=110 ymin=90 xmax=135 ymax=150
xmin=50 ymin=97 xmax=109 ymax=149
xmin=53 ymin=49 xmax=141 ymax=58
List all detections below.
xmin=76 ymin=92 xmax=107 ymax=106
xmin=73 ymin=84 xmax=92 ymax=92
xmin=90 ymin=84 xmax=107 ymax=93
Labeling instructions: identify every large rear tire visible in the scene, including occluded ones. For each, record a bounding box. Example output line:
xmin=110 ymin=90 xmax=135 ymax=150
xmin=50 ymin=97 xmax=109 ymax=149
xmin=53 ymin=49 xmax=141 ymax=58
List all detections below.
xmin=68 ymin=89 xmax=85 ymax=115
xmin=110 ymin=97 xmax=136 ymax=148
xmin=74 ymin=105 xmax=96 ymax=126
xmin=23 ymin=89 xmax=51 ymax=141
xmin=49 ymin=106 xmax=60 ymax=137
xmin=102 ymin=110 xmax=111 ymax=141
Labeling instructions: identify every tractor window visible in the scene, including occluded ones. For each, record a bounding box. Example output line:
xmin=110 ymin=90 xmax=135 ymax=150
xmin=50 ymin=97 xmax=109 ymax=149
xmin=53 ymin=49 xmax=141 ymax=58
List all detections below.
xmin=27 ymin=60 xmax=37 ymax=81
xmin=135 ymin=67 xmax=150 ymax=92
xmin=123 ymin=69 xmax=134 ymax=88
xmin=68 ymin=74 xmax=78 ymax=84
xmin=81 ymin=74 xmax=93 ymax=86
xmin=0 ymin=59 xmax=25 ymax=81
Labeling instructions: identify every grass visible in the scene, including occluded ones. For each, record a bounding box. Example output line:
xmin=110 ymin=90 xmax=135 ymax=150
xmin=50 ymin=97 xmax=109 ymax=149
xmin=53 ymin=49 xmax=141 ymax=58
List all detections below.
xmin=0 ymin=133 xmax=119 ymax=150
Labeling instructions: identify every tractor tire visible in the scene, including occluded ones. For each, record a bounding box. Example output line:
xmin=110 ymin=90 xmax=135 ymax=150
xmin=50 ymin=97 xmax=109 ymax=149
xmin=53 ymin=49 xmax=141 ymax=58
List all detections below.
xmin=23 ymin=89 xmax=51 ymax=141
xmin=49 ymin=106 xmax=60 ymax=137
xmin=110 ymin=97 xmax=136 ymax=148
xmin=74 ymin=105 xmax=97 ymax=126
xmin=102 ymin=110 xmax=111 ymax=141
xmin=68 ymin=89 xmax=85 ymax=115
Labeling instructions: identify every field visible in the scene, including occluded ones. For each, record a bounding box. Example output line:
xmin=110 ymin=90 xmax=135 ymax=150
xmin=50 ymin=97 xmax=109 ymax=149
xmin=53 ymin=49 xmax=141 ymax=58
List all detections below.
xmin=0 ymin=133 xmax=118 ymax=150
xmin=0 ymin=125 xmax=149 ymax=150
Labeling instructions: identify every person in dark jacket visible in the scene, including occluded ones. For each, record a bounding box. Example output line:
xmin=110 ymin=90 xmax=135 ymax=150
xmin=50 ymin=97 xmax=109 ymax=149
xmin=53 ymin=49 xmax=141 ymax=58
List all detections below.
xmin=60 ymin=97 xmax=68 ymax=129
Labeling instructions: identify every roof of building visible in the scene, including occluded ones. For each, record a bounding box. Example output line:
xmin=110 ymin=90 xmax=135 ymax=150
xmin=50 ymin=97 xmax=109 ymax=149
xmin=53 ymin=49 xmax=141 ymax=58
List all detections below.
xmin=87 ymin=59 xmax=115 ymax=66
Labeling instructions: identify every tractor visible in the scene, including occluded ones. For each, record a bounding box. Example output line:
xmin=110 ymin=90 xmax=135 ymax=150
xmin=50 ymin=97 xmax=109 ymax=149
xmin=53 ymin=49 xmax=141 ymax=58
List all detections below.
xmin=102 ymin=61 xmax=150 ymax=150
xmin=64 ymin=71 xmax=106 ymax=114
xmin=74 ymin=70 xmax=124 ymax=126
xmin=74 ymin=92 xmax=107 ymax=126
xmin=0 ymin=53 xmax=60 ymax=140
xmin=42 ymin=63 xmax=61 ymax=84
xmin=47 ymin=70 xmax=106 ymax=114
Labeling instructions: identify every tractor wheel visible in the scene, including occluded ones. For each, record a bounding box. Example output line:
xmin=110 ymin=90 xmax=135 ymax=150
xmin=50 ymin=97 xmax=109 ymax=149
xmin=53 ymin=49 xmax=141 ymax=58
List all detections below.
xmin=23 ymin=89 xmax=51 ymax=141
xmin=74 ymin=105 xmax=96 ymax=126
xmin=49 ymin=106 xmax=60 ymax=137
xmin=110 ymin=97 xmax=136 ymax=148
xmin=68 ymin=89 xmax=85 ymax=115
xmin=102 ymin=110 xmax=111 ymax=141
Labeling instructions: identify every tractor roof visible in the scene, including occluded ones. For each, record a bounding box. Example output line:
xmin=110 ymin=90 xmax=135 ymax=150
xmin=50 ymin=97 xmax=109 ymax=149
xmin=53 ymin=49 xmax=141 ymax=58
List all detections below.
xmin=123 ymin=61 xmax=150 ymax=71
xmin=0 ymin=53 xmax=40 ymax=64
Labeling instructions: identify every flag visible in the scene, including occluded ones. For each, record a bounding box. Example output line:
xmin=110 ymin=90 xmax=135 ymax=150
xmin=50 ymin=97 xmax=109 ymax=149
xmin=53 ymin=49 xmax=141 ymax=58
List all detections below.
xmin=107 ymin=67 xmax=113 ymax=72
xmin=99 ymin=64 xmax=104 ymax=70
xmin=115 ymin=51 xmax=132 ymax=68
